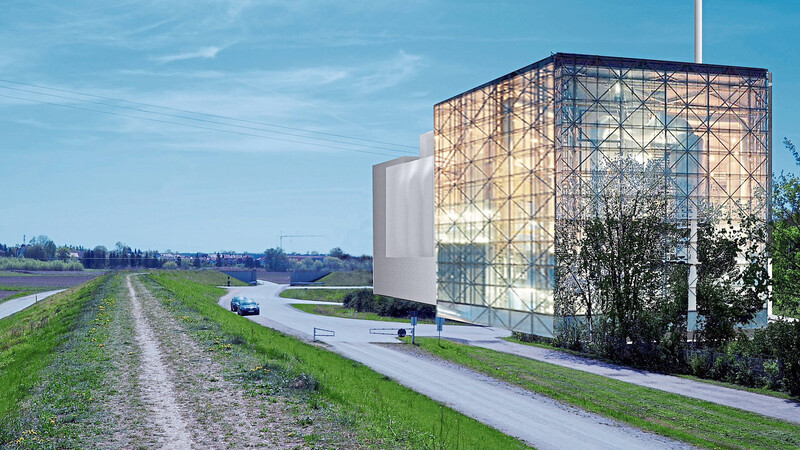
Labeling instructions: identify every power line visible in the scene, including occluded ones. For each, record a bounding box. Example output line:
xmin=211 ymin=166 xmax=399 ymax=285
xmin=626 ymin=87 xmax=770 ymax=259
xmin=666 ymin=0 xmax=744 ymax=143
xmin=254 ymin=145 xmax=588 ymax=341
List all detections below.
xmin=0 ymin=78 xmax=418 ymax=151
xmin=0 ymin=93 xmax=406 ymax=158
xmin=0 ymin=83 xmax=415 ymax=156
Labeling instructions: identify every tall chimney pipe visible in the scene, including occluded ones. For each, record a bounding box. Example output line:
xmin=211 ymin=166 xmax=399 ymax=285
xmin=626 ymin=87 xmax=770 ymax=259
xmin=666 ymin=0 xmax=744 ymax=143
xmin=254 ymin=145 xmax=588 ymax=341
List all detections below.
xmin=695 ymin=0 xmax=702 ymax=63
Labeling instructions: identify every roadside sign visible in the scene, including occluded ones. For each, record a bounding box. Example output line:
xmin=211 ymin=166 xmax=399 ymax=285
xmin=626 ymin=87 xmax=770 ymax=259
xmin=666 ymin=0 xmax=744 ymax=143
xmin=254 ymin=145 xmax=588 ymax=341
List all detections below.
xmin=436 ymin=317 xmax=445 ymax=332
xmin=411 ymin=317 xmax=418 ymax=326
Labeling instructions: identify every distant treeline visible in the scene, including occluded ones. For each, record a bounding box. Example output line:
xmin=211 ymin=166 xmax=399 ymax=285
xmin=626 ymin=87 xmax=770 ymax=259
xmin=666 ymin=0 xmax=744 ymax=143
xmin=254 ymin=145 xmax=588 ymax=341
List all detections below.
xmin=0 ymin=257 xmax=83 ymax=271
xmin=82 ymin=248 xmax=161 ymax=269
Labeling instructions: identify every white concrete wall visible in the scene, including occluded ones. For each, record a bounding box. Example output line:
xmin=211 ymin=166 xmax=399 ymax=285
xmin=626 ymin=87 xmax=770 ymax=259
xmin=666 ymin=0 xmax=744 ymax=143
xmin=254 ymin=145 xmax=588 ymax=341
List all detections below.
xmin=372 ymin=132 xmax=436 ymax=305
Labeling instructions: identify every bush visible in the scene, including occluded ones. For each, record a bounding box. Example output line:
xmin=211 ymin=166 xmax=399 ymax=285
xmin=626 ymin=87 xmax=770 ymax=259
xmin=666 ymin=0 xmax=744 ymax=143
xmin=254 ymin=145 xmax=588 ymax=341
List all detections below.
xmin=342 ymin=290 xmax=435 ymax=319
xmin=750 ymin=320 xmax=800 ymax=395
xmin=162 ymin=261 xmax=178 ymax=270
xmin=0 ymin=257 xmax=84 ymax=271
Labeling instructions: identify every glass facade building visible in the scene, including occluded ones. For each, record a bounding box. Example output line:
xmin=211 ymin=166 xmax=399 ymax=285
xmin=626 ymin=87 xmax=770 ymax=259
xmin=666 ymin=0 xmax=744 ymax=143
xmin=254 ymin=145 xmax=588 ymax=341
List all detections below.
xmin=434 ymin=53 xmax=771 ymax=337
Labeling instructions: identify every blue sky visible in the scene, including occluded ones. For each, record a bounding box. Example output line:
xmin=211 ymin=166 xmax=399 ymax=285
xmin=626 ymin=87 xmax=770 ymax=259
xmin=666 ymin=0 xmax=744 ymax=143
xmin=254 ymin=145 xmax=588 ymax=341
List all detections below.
xmin=1 ymin=0 xmax=798 ymax=255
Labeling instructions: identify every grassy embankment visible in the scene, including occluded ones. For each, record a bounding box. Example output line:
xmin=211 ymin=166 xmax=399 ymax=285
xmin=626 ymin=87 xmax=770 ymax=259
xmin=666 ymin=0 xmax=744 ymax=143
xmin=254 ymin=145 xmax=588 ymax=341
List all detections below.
xmin=146 ymin=271 xmax=526 ymax=449
xmin=0 ymin=275 xmax=117 ymax=448
xmin=278 ymin=287 xmax=359 ymax=302
xmin=407 ymin=337 xmax=800 ymax=449
xmin=316 ymin=270 xmax=372 ymax=286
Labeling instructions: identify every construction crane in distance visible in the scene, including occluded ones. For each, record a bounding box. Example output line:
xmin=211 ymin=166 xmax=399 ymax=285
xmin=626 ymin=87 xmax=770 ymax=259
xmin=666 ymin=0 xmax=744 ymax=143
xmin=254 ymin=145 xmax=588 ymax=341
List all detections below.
xmin=279 ymin=234 xmax=325 ymax=250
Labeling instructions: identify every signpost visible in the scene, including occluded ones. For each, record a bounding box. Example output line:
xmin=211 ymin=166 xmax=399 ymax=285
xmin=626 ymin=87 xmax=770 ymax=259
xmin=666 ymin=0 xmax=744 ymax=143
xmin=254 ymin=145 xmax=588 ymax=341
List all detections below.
xmin=435 ymin=317 xmax=445 ymax=343
xmin=410 ymin=313 xmax=418 ymax=345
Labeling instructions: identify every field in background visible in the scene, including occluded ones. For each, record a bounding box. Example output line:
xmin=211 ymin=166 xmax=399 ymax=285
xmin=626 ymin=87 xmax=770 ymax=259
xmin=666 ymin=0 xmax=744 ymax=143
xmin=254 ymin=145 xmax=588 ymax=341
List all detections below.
xmin=316 ymin=271 xmax=372 ymax=286
xmin=0 ymin=271 xmax=103 ymax=303
xmin=278 ymin=288 xmax=362 ymax=302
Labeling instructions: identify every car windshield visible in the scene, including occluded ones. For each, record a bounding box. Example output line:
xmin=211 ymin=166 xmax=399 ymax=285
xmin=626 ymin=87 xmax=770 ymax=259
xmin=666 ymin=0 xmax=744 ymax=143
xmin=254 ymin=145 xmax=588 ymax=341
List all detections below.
xmin=241 ymin=300 xmax=257 ymax=306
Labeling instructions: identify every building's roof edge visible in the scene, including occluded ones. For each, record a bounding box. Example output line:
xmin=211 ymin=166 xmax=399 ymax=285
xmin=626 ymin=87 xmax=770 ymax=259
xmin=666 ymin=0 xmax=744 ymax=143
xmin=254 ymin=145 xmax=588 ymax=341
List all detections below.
xmin=435 ymin=52 xmax=769 ymax=107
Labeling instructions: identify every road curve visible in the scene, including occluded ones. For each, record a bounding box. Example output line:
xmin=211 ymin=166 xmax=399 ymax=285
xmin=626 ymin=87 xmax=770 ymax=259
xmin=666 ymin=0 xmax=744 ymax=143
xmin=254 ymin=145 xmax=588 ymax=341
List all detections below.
xmin=0 ymin=290 xmax=65 ymax=320
xmin=220 ymin=282 xmax=688 ymax=450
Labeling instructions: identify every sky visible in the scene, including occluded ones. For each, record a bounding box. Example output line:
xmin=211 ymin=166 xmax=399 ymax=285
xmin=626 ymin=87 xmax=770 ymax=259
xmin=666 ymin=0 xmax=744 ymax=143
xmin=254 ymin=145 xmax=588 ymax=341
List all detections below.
xmin=1 ymin=0 xmax=799 ymax=256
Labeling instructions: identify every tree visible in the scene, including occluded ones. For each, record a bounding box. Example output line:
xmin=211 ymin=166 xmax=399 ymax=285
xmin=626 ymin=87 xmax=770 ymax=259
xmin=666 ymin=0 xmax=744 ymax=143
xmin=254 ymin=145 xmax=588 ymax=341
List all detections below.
xmin=215 ymin=253 xmax=222 ymax=267
xmin=695 ymin=210 xmax=772 ymax=347
xmin=193 ymin=252 xmax=201 ymax=268
xmin=43 ymin=240 xmax=56 ymax=261
xmin=263 ymin=247 xmax=289 ymax=271
xmin=323 ymin=256 xmax=343 ymax=270
xmin=24 ymin=244 xmax=47 ymax=261
xmin=93 ymin=246 xmax=108 ymax=268
xmin=329 ymin=247 xmax=345 ymax=259
xmin=771 ymin=138 xmax=800 ymax=316
xmin=56 ymin=246 xmax=71 ymax=261
xmin=554 ymin=156 xmax=684 ymax=363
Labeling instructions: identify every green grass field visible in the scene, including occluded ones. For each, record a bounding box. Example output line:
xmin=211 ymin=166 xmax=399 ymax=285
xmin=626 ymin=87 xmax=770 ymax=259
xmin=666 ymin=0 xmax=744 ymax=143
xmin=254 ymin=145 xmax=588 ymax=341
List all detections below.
xmin=408 ymin=337 xmax=800 ymax=449
xmin=146 ymin=272 xmax=527 ymax=449
xmin=316 ymin=271 xmax=372 ymax=286
xmin=0 ymin=275 xmax=115 ymax=447
xmin=279 ymin=287 xmax=362 ymax=302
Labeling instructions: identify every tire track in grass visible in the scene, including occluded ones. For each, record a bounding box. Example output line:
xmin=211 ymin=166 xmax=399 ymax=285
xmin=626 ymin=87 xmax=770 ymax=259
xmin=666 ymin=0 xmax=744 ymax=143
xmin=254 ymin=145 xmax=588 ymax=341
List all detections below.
xmin=126 ymin=274 xmax=195 ymax=448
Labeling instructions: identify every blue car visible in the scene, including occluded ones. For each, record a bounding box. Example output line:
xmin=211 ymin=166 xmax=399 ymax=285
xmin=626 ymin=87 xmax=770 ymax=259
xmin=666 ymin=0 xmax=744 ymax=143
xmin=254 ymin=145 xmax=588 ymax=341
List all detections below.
xmin=230 ymin=296 xmax=246 ymax=312
xmin=237 ymin=298 xmax=260 ymax=316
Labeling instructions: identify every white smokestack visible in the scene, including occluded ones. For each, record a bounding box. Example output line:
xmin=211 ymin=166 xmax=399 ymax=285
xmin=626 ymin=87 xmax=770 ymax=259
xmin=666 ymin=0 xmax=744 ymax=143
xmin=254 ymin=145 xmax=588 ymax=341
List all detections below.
xmin=695 ymin=0 xmax=702 ymax=63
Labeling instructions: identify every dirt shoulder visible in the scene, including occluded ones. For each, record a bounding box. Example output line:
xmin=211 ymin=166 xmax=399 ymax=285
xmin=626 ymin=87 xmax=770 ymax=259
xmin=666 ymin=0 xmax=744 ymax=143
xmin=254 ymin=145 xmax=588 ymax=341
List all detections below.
xmin=97 ymin=273 xmax=337 ymax=449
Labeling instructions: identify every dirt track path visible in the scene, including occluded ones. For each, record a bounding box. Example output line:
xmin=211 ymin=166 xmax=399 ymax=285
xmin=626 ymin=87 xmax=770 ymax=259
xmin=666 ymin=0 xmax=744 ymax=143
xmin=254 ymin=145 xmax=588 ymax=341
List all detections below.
xmin=126 ymin=274 xmax=195 ymax=448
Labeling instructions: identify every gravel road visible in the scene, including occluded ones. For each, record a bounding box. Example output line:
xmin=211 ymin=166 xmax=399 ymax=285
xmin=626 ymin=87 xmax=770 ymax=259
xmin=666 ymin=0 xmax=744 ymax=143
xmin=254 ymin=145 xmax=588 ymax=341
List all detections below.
xmin=126 ymin=274 xmax=195 ymax=448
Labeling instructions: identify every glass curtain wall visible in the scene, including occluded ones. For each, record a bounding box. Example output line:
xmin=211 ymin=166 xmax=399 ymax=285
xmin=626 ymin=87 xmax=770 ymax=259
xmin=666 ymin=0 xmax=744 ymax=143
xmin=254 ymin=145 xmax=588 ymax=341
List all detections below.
xmin=555 ymin=54 xmax=770 ymax=236
xmin=434 ymin=54 xmax=770 ymax=337
xmin=435 ymin=61 xmax=557 ymax=336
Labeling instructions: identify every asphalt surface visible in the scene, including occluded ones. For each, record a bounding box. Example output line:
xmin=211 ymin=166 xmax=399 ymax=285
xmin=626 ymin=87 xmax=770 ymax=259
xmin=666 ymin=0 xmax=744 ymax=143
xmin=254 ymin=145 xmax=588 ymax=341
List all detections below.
xmin=221 ymin=282 xmax=689 ymax=449
xmin=0 ymin=289 xmax=65 ymax=320
xmin=465 ymin=338 xmax=800 ymax=424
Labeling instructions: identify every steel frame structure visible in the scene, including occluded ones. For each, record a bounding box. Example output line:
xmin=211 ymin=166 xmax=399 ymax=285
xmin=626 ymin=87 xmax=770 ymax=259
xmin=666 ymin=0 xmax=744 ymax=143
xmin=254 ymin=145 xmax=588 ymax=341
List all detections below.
xmin=434 ymin=53 xmax=771 ymax=337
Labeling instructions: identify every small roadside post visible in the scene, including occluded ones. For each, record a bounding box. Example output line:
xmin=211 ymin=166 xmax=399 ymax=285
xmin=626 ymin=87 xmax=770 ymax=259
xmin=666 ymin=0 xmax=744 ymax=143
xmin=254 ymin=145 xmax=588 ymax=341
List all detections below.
xmin=436 ymin=317 xmax=445 ymax=343
xmin=411 ymin=312 xmax=418 ymax=345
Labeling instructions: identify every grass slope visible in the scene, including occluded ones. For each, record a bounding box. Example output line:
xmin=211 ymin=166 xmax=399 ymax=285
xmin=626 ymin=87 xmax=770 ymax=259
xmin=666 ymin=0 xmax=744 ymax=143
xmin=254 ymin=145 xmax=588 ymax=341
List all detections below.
xmin=0 ymin=275 xmax=115 ymax=447
xmin=147 ymin=272 xmax=527 ymax=449
xmin=409 ymin=337 xmax=800 ymax=449
xmin=316 ymin=271 xmax=372 ymax=286
xmin=279 ymin=288 xmax=363 ymax=302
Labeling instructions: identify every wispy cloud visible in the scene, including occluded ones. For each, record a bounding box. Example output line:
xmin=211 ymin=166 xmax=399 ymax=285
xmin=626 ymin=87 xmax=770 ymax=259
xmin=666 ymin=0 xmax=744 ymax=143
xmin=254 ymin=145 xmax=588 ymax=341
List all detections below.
xmin=152 ymin=46 xmax=223 ymax=63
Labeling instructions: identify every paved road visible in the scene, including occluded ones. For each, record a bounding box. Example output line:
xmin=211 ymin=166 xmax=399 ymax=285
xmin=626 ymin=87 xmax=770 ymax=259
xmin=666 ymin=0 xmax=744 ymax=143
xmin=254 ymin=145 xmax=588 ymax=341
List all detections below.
xmin=0 ymin=290 xmax=65 ymax=320
xmin=463 ymin=338 xmax=800 ymax=424
xmin=259 ymin=283 xmax=800 ymax=425
xmin=284 ymin=285 xmax=373 ymax=290
xmin=222 ymin=282 xmax=687 ymax=449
